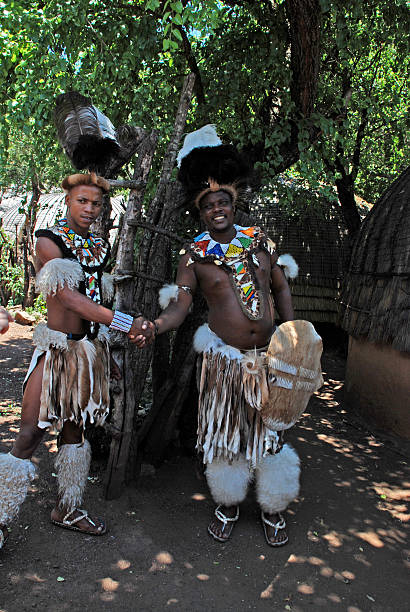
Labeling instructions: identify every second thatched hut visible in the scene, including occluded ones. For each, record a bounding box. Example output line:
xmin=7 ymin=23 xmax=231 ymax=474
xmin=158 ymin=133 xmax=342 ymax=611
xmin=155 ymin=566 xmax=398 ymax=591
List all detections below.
xmin=339 ymin=167 xmax=410 ymax=438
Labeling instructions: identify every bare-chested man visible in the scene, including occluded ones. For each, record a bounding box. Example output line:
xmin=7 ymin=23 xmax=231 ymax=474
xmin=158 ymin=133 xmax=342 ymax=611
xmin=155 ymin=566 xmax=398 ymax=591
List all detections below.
xmin=0 ymin=173 xmax=145 ymax=549
xmin=129 ymin=125 xmax=301 ymax=547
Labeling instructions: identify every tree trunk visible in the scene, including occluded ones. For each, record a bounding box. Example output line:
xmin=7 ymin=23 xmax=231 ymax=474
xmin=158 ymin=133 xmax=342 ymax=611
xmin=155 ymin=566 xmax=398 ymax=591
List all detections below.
xmin=335 ymin=174 xmax=362 ymax=238
xmin=286 ymin=0 xmax=321 ymax=118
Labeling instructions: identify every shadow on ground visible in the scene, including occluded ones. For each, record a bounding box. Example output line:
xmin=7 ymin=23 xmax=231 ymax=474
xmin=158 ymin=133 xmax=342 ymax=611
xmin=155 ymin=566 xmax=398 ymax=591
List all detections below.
xmin=0 ymin=326 xmax=408 ymax=612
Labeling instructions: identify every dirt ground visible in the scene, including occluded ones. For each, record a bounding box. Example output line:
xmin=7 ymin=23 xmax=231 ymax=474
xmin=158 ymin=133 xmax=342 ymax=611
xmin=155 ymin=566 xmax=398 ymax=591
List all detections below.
xmin=0 ymin=322 xmax=409 ymax=612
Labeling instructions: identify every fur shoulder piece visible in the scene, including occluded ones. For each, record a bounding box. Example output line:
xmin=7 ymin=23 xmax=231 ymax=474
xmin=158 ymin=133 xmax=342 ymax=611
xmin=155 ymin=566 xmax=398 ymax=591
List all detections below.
xmin=277 ymin=254 xmax=298 ymax=279
xmin=36 ymin=258 xmax=84 ymax=296
xmin=159 ymin=284 xmax=179 ymax=310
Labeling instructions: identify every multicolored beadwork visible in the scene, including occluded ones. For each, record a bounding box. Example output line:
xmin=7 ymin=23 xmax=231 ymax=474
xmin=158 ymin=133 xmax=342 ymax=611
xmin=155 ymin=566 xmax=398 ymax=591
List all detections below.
xmin=52 ymin=219 xmax=109 ymax=304
xmin=188 ymin=225 xmax=269 ymax=320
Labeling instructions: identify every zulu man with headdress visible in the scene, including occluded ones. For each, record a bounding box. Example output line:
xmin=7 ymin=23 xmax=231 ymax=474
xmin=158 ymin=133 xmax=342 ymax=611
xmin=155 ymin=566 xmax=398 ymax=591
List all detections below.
xmin=130 ymin=126 xmax=323 ymax=546
xmin=0 ymin=172 xmax=149 ymax=549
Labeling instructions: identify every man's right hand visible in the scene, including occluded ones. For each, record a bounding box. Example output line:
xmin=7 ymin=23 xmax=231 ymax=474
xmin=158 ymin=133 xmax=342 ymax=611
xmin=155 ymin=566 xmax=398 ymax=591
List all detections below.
xmin=128 ymin=317 xmax=155 ymax=347
xmin=0 ymin=307 xmax=13 ymax=334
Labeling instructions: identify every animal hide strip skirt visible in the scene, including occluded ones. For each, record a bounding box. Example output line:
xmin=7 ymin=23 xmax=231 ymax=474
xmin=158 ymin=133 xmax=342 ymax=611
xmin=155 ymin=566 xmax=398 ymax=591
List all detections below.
xmin=24 ymin=323 xmax=110 ymax=432
xmin=194 ymin=324 xmax=283 ymax=465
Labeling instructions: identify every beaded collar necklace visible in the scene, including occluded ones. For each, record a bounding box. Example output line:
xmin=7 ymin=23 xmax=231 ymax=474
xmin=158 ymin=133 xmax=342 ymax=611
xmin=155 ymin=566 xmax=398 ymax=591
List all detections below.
xmin=53 ymin=218 xmax=109 ymax=304
xmin=188 ymin=225 xmax=268 ymax=320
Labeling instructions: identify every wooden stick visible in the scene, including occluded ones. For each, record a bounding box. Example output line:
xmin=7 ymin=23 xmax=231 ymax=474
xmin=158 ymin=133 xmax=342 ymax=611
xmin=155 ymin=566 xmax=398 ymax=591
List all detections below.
xmin=126 ymin=219 xmax=185 ymax=243
xmin=104 ymin=131 xmax=158 ymax=500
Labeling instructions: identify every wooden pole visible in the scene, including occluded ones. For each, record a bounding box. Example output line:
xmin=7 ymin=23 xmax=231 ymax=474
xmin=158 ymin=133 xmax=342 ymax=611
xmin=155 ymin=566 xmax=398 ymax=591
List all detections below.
xmin=104 ymin=73 xmax=196 ymax=498
xmin=104 ymin=130 xmax=158 ymax=500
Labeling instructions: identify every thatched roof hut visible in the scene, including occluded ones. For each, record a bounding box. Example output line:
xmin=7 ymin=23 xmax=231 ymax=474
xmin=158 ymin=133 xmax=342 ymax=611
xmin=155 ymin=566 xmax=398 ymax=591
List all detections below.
xmin=339 ymin=167 xmax=410 ymax=437
xmin=0 ymin=192 xmax=125 ymax=243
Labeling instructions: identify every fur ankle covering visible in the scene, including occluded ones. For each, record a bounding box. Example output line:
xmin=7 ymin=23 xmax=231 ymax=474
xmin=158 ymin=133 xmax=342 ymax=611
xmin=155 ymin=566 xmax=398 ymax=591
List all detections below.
xmin=256 ymin=444 xmax=300 ymax=513
xmin=206 ymin=455 xmax=252 ymax=506
xmin=0 ymin=453 xmax=37 ymax=525
xmin=55 ymin=440 xmax=91 ymax=512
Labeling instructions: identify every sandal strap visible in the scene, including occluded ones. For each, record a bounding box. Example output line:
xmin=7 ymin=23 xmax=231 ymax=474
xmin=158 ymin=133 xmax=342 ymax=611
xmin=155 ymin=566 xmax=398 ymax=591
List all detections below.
xmin=261 ymin=512 xmax=286 ymax=530
xmin=63 ymin=508 xmax=96 ymax=528
xmin=215 ymin=505 xmax=239 ymax=527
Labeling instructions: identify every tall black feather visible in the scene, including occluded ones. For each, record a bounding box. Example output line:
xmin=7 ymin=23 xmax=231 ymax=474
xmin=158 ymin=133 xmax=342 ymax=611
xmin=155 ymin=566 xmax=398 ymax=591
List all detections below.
xmin=177 ymin=144 xmax=259 ymax=213
xmin=54 ymin=91 xmax=120 ymax=173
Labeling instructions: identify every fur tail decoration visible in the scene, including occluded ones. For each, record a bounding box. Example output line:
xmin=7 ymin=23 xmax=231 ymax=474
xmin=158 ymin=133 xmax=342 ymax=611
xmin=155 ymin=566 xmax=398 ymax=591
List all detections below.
xmin=277 ymin=254 xmax=298 ymax=279
xmin=36 ymin=258 xmax=84 ymax=297
xmin=159 ymin=284 xmax=179 ymax=310
xmin=55 ymin=440 xmax=91 ymax=512
xmin=101 ymin=273 xmax=115 ymax=303
xmin=256 ymin=444 xmax=300 ymax=513
xmin=0 ymin=453 xmax=37 ymax=525
xmin=206 ymin=455 xmax=252 ymax=506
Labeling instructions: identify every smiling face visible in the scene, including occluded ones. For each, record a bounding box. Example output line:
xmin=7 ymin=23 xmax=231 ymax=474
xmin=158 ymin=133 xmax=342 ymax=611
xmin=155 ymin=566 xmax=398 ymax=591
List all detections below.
xmin=65 ymin=184 xmax=103 ymax=236
xmin=199 ymin=190 xmax=235 ymax=235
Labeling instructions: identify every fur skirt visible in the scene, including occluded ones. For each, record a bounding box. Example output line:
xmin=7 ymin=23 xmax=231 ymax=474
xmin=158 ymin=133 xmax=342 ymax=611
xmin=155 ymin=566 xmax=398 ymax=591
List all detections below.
xmin=194 ymin=324 xmax=283 ymax=465
xmin=25 ymin=323 xmax=110 ymax=432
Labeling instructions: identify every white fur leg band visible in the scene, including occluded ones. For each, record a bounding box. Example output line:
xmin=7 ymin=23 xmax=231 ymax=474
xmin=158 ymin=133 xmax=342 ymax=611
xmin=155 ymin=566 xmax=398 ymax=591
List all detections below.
xmin=159 ymin=284 xmax=180 ymax=309
xmin=205 ymin=455 xmax=252 ymax=506
xmin=55 ymin=441 xmax=91 ymax=512
xmin=256 ymin=444 xmax=300 ymax=513
xmin=36 ymin=258 xmax=84 ymax=296
xmin=110 ymin=311 xmax=133 ymax=333
xmin=0 ymin=453 xmax=37 ymax=525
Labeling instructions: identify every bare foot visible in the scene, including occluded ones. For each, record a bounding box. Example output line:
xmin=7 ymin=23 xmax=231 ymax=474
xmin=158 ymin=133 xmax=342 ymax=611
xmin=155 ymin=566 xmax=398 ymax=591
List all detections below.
xmin=261 ymin=512 xmax=288 ymax=547
xmin=208 ymin=505 xmax=239 ymax=542
xmin=51 ymin=507 xmax=106 ymax=535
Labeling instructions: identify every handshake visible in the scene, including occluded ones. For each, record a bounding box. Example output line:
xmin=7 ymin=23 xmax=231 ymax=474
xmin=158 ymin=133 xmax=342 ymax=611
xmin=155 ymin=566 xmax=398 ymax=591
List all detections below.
xmin=127 ymin=316 xmax=158 ymax=348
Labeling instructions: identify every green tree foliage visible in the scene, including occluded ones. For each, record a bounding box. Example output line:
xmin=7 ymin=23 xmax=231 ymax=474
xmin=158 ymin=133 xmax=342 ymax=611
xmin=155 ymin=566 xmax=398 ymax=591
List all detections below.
xmin=0 ymin=230 xmax=24 ymax=305
xmin=0 ymin=1 xmax=408 ymax=229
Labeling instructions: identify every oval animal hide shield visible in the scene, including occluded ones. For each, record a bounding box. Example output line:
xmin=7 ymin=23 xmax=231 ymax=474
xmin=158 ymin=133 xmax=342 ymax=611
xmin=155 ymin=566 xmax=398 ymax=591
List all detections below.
xmin=260 ymin=320 xmax=324 ymax=430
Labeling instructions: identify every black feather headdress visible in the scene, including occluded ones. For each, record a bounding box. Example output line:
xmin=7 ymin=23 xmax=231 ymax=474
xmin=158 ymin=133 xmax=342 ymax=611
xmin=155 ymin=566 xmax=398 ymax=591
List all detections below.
xmin=177 ymin=125 xmax=258 ymax=213
xmin=54 ymin=91 xmax=120 ymax=173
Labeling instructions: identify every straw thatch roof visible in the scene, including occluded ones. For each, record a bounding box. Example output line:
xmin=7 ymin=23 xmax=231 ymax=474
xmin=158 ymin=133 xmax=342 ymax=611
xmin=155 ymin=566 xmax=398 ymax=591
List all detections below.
xmin=252 ymin=194 xmax=351 ymax=324
xmin=340 ymin=167 xmax=410 ymax=352
xmin=0 ymin=192 xmax=125 ymax=243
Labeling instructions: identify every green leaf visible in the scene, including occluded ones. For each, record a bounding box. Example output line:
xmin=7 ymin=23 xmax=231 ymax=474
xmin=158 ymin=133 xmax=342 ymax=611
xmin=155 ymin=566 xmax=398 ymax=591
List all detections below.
xmin=172 ymin=28 xmax=183 ymax=42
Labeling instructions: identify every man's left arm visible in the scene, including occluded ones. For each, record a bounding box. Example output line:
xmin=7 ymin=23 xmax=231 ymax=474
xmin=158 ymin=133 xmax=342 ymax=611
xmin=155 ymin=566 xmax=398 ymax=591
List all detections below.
xmin=270 ymin=256 xmax=294 ymax=322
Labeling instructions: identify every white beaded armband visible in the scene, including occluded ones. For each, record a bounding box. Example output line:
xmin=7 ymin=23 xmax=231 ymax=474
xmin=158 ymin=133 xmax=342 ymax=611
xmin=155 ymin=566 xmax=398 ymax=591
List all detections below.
xmin=110 ymin=311 xmax=134 ymax=333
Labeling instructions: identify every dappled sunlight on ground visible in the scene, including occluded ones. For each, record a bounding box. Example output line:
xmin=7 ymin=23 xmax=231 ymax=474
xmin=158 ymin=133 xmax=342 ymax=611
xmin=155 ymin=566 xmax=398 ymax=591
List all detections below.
xmin=0 ymin=333 xmax=409 ymax=610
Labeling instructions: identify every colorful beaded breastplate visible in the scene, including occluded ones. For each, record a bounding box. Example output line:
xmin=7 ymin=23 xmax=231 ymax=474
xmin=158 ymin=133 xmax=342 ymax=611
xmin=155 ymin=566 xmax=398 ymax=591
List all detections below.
xmin=188 ymin=225 xmax=269 ymax=320
xmin=52 ymin=218 xmax=109 ymax=304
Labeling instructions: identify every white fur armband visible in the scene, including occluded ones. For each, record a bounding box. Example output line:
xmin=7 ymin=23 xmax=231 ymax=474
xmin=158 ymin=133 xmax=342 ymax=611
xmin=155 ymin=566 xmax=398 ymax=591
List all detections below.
xmin=277 ymin=254 xmax=298 ymax=279
xmin=159 ymin=284 xmax=180 ymax=309
xmin=36 ymin=258 xmax=84 ymax=296
xmin=102 ymin=273 xmax=115 ymax=303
